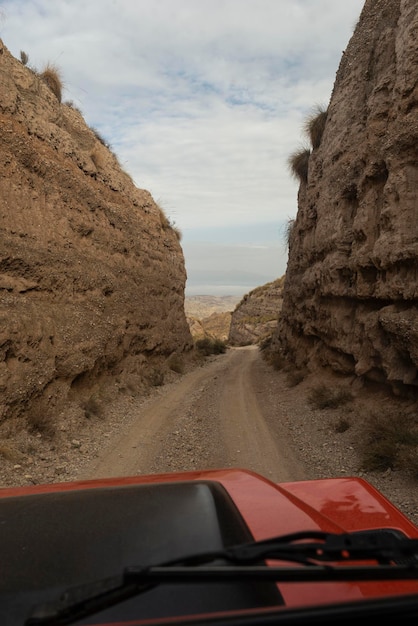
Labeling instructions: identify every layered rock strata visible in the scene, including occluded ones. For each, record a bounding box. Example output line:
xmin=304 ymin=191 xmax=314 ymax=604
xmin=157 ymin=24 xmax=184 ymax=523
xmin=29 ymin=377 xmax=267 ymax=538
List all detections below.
xmin=0 ymin=41 xmax=193 ymax=427
xmin=272 ymin=0 xmax=418 ymax=396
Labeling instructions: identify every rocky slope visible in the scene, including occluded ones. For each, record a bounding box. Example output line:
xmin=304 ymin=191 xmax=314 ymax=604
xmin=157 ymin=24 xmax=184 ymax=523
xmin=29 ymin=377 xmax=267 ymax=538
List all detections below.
xmin=270 ymin=0 xmax=418 ymax=398
xmin=229 ymin=278 xmax=284 ymax=346
xmin=185 ymin=295 xmax=239 ymax=341
xmin=0 ymin=41 xmax=193 ymax=436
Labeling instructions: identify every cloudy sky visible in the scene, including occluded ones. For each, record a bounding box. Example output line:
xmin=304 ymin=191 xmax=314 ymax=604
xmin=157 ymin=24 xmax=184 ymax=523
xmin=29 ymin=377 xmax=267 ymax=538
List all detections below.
xmin=0 ymin=0 xmax=365 ymax=296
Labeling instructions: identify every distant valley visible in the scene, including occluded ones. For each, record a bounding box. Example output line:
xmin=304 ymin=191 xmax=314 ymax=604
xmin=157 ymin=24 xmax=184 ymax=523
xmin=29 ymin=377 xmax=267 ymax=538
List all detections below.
xmin=184 ymin=295 xmax=241 ymax=319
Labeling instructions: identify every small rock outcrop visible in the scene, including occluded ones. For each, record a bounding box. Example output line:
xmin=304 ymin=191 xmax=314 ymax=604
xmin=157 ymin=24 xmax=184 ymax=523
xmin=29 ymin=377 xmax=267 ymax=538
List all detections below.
xmin=228 ymin=278 xmax=284 ymax=346
xmin=0 ymin=41 xmax=193 ymax=429
xmin=270 ymin=0 xmax=418 ymax=397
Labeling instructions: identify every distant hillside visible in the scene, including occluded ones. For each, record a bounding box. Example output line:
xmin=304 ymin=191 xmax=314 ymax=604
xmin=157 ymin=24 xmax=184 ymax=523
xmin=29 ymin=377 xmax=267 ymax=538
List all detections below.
xmin=185 ymin=295 xmax=240 ymax=319
xmin=228 ymin=278 xmax=285 ymax=346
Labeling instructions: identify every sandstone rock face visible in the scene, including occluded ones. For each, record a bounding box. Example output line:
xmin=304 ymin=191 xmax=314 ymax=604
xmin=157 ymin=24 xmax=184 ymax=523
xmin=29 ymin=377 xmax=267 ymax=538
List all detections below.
xmin=271 ymin=0 xmax=418 ymax=396
xmin=0 ymin=41 xmax=193 ymax=427
xmin=229 ymin=278 xmax=284 ymax=346
xmin=187 ymin=312 xmax=232 ymax=342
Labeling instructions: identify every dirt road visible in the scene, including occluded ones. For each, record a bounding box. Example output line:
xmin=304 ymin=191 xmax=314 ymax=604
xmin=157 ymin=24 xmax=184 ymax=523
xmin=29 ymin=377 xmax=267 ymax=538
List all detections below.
xmin=81 ymin=346 xmax=308 ymax=482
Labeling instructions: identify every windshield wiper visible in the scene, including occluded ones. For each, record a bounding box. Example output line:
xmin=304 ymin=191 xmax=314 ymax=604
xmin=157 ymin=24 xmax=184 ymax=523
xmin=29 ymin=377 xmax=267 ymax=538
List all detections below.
xmin=26 ymin=529 xmax=418 ymax=625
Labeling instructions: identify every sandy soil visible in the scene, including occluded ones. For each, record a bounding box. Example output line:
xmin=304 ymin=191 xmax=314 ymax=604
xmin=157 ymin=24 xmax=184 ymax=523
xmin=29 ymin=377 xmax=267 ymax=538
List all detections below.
xmin=1 ymin=346 xmax=418 ymax=526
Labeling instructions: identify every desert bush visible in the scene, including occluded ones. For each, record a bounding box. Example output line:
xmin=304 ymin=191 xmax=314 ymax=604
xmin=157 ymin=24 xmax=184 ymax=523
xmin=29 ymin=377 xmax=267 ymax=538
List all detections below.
xmin=195 ymin=337 xmax=226 ymax=356
xmin=91 ymin=126 xmax=111 ymax=149
xmin=307 ymin=384 xmax=353 ymax=409
xmin=167 ymin=354 xmax=184 ymax=374
xmin=286 ymin=369 xmax=306 ymax=387
xmin=40 ymin=63 xmax=63 ymax=102
xmin=148 ymin=368 xmax=164 ymax=386
xmin=288 ymin=148 xmax=310 ymax=184
xmin=285 ymin=218 xmax=295 ymax=248
xmin=304 ymin=105 xmax=328 ymax=149
xmin=360 ymin=411 xmax=418 ymax=473
xmin=20 ymin=50 xmax=29 ymax=65
xmin=64 ymin=100 xmax=83 ymax=115
xmin=362 ymin=439 xmax=398 ymax=472
xmin=81 ymin=397 xmax=104 ymax=419
xmin=26 ymin=405 xmax=56 ymax=437
xmin=334 ymin=417 xmax=351 ymax=433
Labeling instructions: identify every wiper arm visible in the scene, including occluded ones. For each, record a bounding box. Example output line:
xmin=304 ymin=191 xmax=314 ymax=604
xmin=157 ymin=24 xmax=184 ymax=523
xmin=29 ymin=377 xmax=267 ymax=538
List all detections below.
xmin=26 ymin=529 xmax=418 ymax=625
xmin=220 ymin=528 xmax=418 ymax=566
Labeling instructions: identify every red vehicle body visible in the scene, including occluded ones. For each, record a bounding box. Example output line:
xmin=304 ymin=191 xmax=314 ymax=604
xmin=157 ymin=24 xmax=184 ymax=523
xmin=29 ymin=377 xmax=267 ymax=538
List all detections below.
xmin=1 ymin=468 xmax=418 ymax=625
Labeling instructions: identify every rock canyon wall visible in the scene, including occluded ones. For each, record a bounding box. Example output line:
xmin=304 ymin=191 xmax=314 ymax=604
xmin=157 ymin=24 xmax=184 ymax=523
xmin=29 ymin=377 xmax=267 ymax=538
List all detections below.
xmin=0 ymin=41 xmax=193 ymax=428
xmin=272 ymin=0 xmax=418 ymax=397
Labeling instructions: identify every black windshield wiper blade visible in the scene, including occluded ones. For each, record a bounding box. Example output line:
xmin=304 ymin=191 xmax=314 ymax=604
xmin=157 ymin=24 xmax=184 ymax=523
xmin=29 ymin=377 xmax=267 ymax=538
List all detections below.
xmin=26 ymin=529 xmax=418 ymax=625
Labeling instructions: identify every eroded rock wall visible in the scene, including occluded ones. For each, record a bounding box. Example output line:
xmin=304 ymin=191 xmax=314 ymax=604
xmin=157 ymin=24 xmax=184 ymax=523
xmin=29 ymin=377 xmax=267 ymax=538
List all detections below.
xmin=271 ymin=0 xmax=418 ymax=396
xmin=229 ymin=278 xmax=284 ymax=346
xmin=0 ymin=41 xmax=193 ymax=426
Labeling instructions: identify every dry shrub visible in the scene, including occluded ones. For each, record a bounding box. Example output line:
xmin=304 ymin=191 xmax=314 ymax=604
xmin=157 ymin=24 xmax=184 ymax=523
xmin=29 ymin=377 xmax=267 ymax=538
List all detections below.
xmin=40 ymin=63 xmax=63 ymax=102
xmin=288 ymin=148 xmax=311 ymax=184
xmin=304 ymin=105 xmax=328 ymax=149
xmin=148 ymin=368 xmax=164 ymax=386
xmin=81 ymin=397 xmax=104 ymax=420
xmin=167 ymin=354 xmax=184 ymax=374
xmin=195 ymin=337 xmax=226 ymax=356
xmin=286 ymin=369 xmax=306 ymax=387
xmin=360 ymin=411 xmax=418 ymax=474
xmin=361 ymin=439 xmax=398 ymax=472
xmin=334 ymin=417 xmax=351 ymax=433
xmin=20 ymin=50 xmax=29 ymax=65
xmin=26 ymin=404 xmax=56 ymax=437
xmin=173 ymin=226 xmax=182 ymax=241
xmin=307 ymin=384 xmax=353 ymax=409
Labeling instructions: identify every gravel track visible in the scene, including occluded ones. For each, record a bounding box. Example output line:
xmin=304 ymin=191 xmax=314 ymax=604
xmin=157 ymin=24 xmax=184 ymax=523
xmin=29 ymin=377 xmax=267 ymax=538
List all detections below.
xmin=1 ymin=346 xmax=417 ymax=526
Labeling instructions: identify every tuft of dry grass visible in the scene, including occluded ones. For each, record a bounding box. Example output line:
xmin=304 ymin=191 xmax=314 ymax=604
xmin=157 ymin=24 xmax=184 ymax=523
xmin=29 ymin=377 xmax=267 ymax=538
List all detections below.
xmin=195 ymin=337 xmax=226 ymax=356
xmin=26 ymin=404 xmax=56 ymax=438
xmin=288 ymin=148 xmax=311 ymax=184
xmin=360 ymin=411 xmax=418 ymax=474
xmin=81 ymin=397 xmax=104 ymax=420
xmin=20 ymin=50 xmax=29 ymax=65
xmin=167 ymin=354 xmax=185 ymax=374
xmin=40 ymin=63 xmax=63 ymax=102
xmin=307 ymin=384 xmax=353 ymax=409
xmin=304 ymin=105 xmax=328 ymax=149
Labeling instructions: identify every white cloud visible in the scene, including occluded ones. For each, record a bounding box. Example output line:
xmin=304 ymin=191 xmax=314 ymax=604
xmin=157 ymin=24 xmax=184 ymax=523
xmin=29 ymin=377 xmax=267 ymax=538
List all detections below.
xmin=0 ymin=0 xmax=365 ymax=295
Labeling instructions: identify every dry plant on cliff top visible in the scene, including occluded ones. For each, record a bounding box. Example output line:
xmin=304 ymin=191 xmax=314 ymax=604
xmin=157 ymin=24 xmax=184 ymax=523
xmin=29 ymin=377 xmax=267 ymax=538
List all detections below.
xmin=288 ymin=147 xmax=310 ymax=184
xmin=304 ymin=105 xmax=328 ymax=149
xmin=39 ymin=63 xmax=63 ymax=102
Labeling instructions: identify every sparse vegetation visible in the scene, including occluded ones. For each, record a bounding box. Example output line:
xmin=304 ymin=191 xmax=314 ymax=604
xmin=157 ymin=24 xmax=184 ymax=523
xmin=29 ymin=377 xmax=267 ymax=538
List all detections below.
xmin=39 ymin=63 xmax=63 ymax=102
xmin=91 ymin=126 xmax=112 ymax=149
xmin=286 ymin=368 xmax=306 ymax=387
xmin=26 ymin=404 xmax=56 ymax=438
xmin=335 ymin=417 xmax=351 ymax=433
xmin=20 ymin=50 xmax=29 ymax=65
xmin=304 ymin=105 xmax=328 ymax=149
xmin=195 ymin=337 xmax=227 ymax=356
xmin=159 ymin=209 xmax=182 ymax=240
xmin=307 ymin=384 xmax=353 ymax=409
xmin=288 ymin=148 xmax=311 ymax=184
xmin=167 ymin=354 xmax=185 ymax=374
xmin=360 ymin=411 xmax=418 ymax=475
xmin=64 ymin=100 xmax=83 ymax=115
xmin=148 ymin=368 xmax=164 ymax=386
xmin=285 ymin=218 xmax=295 ymax=248
xmin=81 ymin=396 xmax=104 ymax=420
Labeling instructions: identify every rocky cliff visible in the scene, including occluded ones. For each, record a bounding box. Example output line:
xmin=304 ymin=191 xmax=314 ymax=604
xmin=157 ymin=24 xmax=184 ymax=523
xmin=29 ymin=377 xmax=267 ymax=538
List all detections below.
xmin=0 ymin=40 xmax=193 ymax=431
xmin=270 ymin=0 xmax=418 ymax=397
xmin=229 ymin=278 xmax=284 ymax=346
